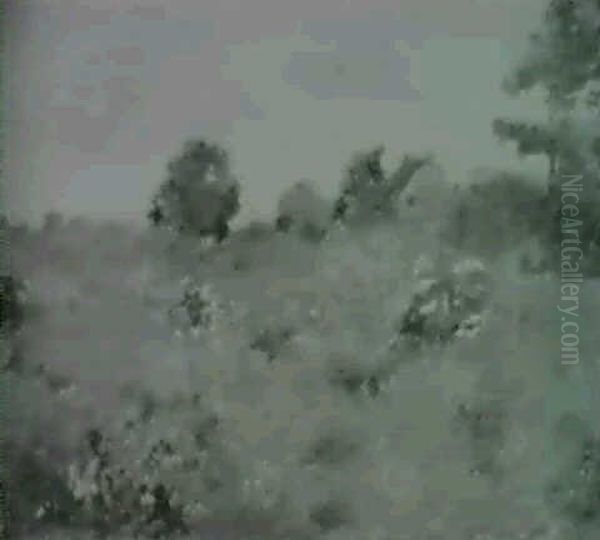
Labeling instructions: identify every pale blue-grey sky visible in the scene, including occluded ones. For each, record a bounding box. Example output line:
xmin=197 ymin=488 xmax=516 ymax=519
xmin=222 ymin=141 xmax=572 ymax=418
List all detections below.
xmin=5 ymin=0 xmax=549 ymax=225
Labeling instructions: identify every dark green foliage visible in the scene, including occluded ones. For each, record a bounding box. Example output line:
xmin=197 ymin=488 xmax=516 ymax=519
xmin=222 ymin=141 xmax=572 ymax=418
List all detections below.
xmin=332 ymin=146 xmax=431 ymax=225
xmin=42 ymin=212 xmax=64 ymax=234
xmin=145 ymin=483 xmax=188 ymax=538
xmin=493 ymin=0 xmax=600 ymax=229
xmin=327 ymin=359 xmax=385 ymax=399
xmin=6 ymin=344 xmax=25 ymax=373
xmin=546 ymin=197 xmax=600 ymax=253
xmin=148 ymin=139 xmax=240 ymax=242
xmin=302 ymin=430 xmax=358 ymax=466
xmin=397 ymin=280 xmax=449 ymax=345
xmin=250 ymin=325 xmax=294 ymax=362
xmin=238 ymin=221 xmax=274 ymax=243
xmin=5 ymin=442 xmax=80 ymax=534
xmin=193 ymin=413 xmax=220 ymax=451
xmin=492 ymin=119 xmax=560 ymax=163
xmin=169 ymin=280 xmax=215 ymax=331
xmin=182 ymin=289 xmax=210 ymax=329
xmin=0 ymin=275 xmax=27 ymax=333
xmin=275 ymin=214 xmax=293 ymax=232
xmin=444 ymin=171 xmax=547 ymax=255
xmin=68 ymin=427 xmax=190 ymax=537
xmin=328 ymin=364 xmax=369 ymax=395
xmin=396 ymin=271 xmax=489 ymax=348
xmin=331 ymin=196 xmax=349 ymax=222
xmin=298 ymin=221 xmax=327 ymax=243
xmin=309 ymin=498 xmax=352 ymax=532
xmin=504 ymin=0 xmax=600 ymax=111
xmin=53 ymin=391 xmax=243 ymax=537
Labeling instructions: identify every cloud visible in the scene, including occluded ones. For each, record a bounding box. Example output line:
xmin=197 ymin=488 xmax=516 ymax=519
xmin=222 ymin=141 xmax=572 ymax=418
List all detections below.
xmin=106 ymin=45 xmax=146 ymax=66
xmin=47 ymin=76 xmax=142 ymax=153
xmin=281 ymin=13 xmax=426 ymax=101
xmin=127 ymin=4 xmax=167 ymax=21
xmin=283 ymin=51 xmax=420 ymax=101
xmin=298 ymin=12 xmax=430 ymax=50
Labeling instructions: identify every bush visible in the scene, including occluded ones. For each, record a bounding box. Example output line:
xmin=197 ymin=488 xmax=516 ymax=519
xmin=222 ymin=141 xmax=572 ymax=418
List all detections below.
xmin=275 ymin=180 xmax=330 ymax=242
xmin=394 ymin=258 xmax=491 ymax=349
xmin=443 ymin=170 xmax=547 ymax=256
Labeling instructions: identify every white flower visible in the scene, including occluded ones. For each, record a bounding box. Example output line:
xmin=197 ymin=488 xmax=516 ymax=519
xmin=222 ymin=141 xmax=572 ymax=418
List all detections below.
xmin=183 ymin=500 xmax=209 ymax=522
xmin=67 ymin=459 xmax=100 ymax=501
xmin=452 ymin=257 xmax=486 ymax=277
xmin=414 ymin=278 xmax=437 ymax=295
xmin=141 ymin=492 xmax=155 ymax=507
xmin=454 ymin=314 xmax=484 ymax=339
xmin=418 ymin=299 xmax=438 ymax=316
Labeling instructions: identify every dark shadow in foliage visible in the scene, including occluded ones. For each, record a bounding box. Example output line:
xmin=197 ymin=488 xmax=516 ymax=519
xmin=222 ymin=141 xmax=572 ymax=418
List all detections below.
xmin=302 ymin=428 xmax=359 ymax=467
xmin=193 ymin=413 xmax=220 ymax=451
xmin=545 ymin=196 xmax=600 ymax=276
xmin=327 ymin=358 xmax=382 ymax=399
xmin=6 ymin=344 xmax=25 ymax=374
xmin=75 ymin=427 xmax=189 ymax=538
xmin=237 ymin=221 xmax=274 ymax=243
xmin=4 ymin=441 xmax=80 ymax=536
xmin=0 ymin=275 xmax=27 ymax=334
xmin=144 ymin=483 xmax=188 ymax=539
xmin=275 ymin=214 xmax=293 ymax=233
xmin=444 ymin=170 xmax=547 ymax=256
xmin=328 ymin=364 xmax=369 ymax=396
xmin=250 ymin=325 xmax=295 ymax=362
xmin=168 ymin=280 xmax=215 ymax=331
xmin=395 ymin=272 xmax=490 ymax=350
xmin=42 ymin=211 xmax=65 ymax=235
xmin=309 ymin=498 xmax=352 ymax=533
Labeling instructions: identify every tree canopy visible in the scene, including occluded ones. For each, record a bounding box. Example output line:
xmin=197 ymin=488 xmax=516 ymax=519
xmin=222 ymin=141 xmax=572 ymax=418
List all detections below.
xmin=148 ymin=139 xmax=240 ymax=243
xmin=332 ymin=146 xmax=432 ymax=225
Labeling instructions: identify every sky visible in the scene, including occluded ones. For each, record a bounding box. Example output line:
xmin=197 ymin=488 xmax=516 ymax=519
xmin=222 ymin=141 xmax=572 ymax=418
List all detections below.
xmin=5 ymin=0 xmax=550 ymax=226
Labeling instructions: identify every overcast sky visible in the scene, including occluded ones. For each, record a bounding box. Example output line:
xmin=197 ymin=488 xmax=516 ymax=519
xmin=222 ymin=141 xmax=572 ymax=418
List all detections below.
xmin=5 ymin=0 xmax=549 ymax=225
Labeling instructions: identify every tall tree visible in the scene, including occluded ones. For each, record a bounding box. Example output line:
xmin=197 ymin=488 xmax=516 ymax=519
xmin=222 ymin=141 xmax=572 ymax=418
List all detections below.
xmin=494 ymin=0 xmax=600 ymax=188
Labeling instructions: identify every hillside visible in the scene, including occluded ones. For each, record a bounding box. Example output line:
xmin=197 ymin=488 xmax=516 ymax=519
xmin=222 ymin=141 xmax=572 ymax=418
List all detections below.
xmin=5 ymin=175 xmax=600 ymax=539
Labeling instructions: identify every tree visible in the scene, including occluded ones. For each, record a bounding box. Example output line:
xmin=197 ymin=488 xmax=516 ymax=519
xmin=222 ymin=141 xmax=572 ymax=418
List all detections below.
xmin=494 ymin=0 xmax=600 ymax=187
xmin=332 ymin=146 xmax=431 ymax=225
xmin=148 ymin=139 xmax=240 ymax=243
xmin=275 ymin=179 xmax=330 ymax=242
xmin=0 ymin=275 xmax=27 ymax=334
xmin=43 ymin=211 xmax=64 ymax=234
xmin=493 ymin=0 xmax=600 ymax=267
xmin=503 ymin=0 xmax=600 ymax=113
